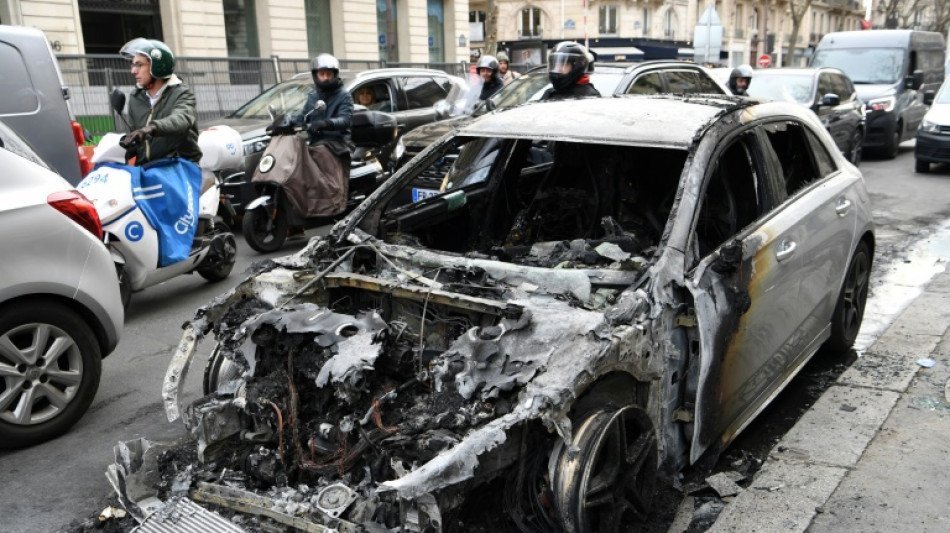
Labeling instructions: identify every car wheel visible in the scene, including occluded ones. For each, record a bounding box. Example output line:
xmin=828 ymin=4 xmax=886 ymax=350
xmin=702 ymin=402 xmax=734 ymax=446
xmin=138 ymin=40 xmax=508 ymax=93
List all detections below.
xmin=202 ymin=344 xmax=244 ymax=395
xmin=882 ymin=125 xmax=901 ymax=159
xmin=242 ymin=206 xmax=287 ymax=253
xmin=915 ymin=159 xmax=930 ymax=173
xmin=0 ymin=301 xmax=102 ymax=449
xmin=551 ymin=405 xmax=658 ymax=532
xmin=826 ymin=241 xmax=871 ymax=353
xmin=198 ymin=222 xmax=237 ymax=282
xmin=848 ymin=130 xmax=863 ymax=166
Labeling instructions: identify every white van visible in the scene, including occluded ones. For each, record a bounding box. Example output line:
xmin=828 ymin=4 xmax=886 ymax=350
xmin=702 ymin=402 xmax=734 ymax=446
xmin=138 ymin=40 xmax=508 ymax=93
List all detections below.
xmin=0 ymin=25 xmax=91 ymax=183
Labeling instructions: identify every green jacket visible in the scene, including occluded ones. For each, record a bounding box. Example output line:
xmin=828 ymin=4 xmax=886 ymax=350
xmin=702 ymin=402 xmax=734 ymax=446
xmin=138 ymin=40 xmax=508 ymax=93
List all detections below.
xmin=127 ymin=74 xmax=202 ymax=164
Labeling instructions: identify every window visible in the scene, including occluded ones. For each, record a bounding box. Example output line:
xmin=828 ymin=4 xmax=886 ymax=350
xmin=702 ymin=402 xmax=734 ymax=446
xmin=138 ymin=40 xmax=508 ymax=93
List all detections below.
xmin=627 ymin=72 xmax=663 ymax=94
xmin=521 ymin=7 xmax=542 ymax=38
xmin=641 ymin=9 xmax=651 ymax=37
xmin=305 ymin=0 xmax=333 ymax=56
xmin=664 ymin=10 xmax=676 ymax=39
xmin=761 ymin=121 xmax=826 ymax=197
xmin=599 ymin=5 xmax=618 ymax=35
xmin=665 ymin=71 xmax=723 ymax=94
xmin=378 ymin=0 xmax=398 ymax=62
xmin=818 ymin=73 xmax=836 ymax=101
xmin=403 ymin=77 xmax=450 ymax=108
xmin=352 ymin=82 xmax=394 ymax=112
xmin=696 ymin=133 xmax=764 ymax=255
xmin=470 ymin=10 xmax=486 ymax=42
xmin=428 ymin=0 xmax=445 ymax=62
xmin=224 ymin=0 xmax=259 ymax=57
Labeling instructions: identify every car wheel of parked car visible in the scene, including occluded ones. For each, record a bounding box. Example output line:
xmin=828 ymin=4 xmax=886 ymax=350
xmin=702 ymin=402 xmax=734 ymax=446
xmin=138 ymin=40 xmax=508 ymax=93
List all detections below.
xmin=915 ymin=159 xmax=930 ymax=173
xmin=826 ymin=241 xmax=871 ymax=353
xmin=243 ymin=208 xmax=288 ymax=253
xmin=0 ymin=300 xmax=102 ymax=449
xmin=197 ymin=223 xmax=238 ymax=282
xmin=882 ymin=126 xmax=901 ymax=159
xmin=551 ymin=404 xmax=657 ymax=532
xmin=848 ymin=130 xmax=863 ymax=166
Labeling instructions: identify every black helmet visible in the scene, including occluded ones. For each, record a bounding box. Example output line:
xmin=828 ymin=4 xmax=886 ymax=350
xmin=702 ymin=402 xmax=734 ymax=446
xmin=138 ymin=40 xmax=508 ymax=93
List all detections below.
xmin=548 ymin=41 xmax=591 ymax=91
xmin=728 ymin=64 xmax=754 ymax=95
xmin=477 ymin=55 xmax=500 ymax=75
xmin=311 ymin=53 xmax=342 ymax=91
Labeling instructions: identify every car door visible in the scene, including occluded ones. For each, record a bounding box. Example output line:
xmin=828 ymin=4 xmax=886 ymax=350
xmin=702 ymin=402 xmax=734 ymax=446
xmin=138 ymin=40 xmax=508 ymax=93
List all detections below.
xmin=686 ymin=126 xmax=811 ymax=462
xmin=395 ymin=75 xmax=454 ymax=133
xmin=815 ymin=71 xmax=848 ymax=151
xmin=758 ymin=120 xmax=859 ymax=360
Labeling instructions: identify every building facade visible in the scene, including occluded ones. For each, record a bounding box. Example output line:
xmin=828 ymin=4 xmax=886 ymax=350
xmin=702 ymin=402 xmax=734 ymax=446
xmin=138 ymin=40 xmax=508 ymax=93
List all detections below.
xmin=0 ymin=0 xmax=471 ymax=63
xmin=469 ymin=0 xmax=865 ymax=67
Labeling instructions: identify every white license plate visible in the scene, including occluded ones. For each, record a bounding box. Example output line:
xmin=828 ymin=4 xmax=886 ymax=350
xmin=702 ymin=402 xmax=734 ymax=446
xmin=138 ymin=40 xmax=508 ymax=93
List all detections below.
xmin=412 ymin=188 xmax=440 ymax=202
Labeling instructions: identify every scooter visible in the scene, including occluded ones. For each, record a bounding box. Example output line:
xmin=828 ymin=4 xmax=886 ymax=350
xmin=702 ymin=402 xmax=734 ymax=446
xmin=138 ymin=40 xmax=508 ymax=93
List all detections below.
xmin=241 ymin=104 xmax=398 ymax=253
xmin=77 ymin=122 xmax=241 ymax=307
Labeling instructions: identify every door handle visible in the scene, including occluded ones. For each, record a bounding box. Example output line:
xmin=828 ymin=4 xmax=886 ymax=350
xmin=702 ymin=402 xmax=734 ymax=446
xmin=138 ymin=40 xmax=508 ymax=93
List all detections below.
xmin=776 ymin=239 xmax=797 ymax=262
xmin=835 ymin=198 xmax=852 ymax=216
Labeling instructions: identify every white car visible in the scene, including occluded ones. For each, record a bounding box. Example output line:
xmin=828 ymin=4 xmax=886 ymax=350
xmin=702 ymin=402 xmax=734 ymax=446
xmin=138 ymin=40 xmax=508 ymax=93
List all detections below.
xmin=0 ymin=120 xmax=124 ymax=449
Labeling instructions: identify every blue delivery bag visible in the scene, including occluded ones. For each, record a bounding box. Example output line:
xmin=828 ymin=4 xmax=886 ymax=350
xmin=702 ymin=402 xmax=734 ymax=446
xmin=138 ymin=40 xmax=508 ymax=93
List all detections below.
xmin=133 ymin=158 xmax=202 ymax=267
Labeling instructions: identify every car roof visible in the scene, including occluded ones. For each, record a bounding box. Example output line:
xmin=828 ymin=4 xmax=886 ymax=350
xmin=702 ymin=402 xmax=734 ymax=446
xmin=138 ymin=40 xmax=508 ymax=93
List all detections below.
xmin=754 ymin=67 xmax=846 ymax=76
xmin=460 ymin=95 xmax=740 ymax=148
xmin=290 ymin=68 xmax=462 ymax=82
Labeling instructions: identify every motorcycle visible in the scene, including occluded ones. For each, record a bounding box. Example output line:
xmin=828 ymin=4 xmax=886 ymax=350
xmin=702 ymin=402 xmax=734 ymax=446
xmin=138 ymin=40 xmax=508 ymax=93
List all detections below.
xmin=77 ymin=116 xmax=240 ymax=307
xmin=241 ymin=104 xmax=398 ymax=253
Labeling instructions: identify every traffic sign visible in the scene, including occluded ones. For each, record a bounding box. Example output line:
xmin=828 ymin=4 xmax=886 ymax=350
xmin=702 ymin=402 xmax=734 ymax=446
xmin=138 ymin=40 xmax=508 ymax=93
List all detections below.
xmin=757 ymin=54 xmax=772 ymax=68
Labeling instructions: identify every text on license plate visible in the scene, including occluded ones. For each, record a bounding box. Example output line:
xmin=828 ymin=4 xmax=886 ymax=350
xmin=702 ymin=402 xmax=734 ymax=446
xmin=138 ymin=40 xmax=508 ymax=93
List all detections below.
xmin=412 ymin=188 xmax=440 ymax=202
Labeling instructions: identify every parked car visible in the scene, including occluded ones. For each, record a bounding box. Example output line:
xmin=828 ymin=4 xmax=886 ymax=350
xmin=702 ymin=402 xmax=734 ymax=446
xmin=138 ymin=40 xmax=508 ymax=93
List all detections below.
xmin=0 ymin=24 xmax=92 ymax=184
xmin=397 ymin=61 xmax=729 ymax=203
xmin=0 ymin=120 xmax=123 ymax=449
xmin=145 ymin=95 xmax=873 ymax=532
xmin=209 ymin=68 xmax=469 ymax=216
xmin=811 ymin=29 xmax=946 ymax=158
xmin=746 ymin=67 xmax=865 ymax=164
xmin=914 ymin=80 xmax=950 ymax=172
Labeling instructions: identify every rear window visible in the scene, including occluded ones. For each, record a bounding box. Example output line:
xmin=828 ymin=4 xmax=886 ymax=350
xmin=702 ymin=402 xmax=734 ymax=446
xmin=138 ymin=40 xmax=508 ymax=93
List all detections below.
xmin=0 ymin=42 xmax=40 ymax=115
xmin=0 ymin=120 xmax=51 ymax=169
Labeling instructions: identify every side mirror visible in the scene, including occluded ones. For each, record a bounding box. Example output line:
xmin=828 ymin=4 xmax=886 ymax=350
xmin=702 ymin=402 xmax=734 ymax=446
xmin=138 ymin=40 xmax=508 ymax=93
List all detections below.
xmin=820 ymin=93 xmax=841 ymax=107
xmin=109 ymin=89 xmax=126 ymax=114
xmin=924 ymin=90 xmax=936 ymax=106
xmin=905 ymin=69 xmax=924 ymax=90
xmin=484 ymin=98 xmax=496 ymax=112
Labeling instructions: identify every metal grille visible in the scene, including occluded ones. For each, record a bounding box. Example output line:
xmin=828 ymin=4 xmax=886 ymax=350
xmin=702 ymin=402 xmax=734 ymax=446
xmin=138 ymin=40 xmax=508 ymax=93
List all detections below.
xmin=58 ymin=54 xmax=471 ymax=141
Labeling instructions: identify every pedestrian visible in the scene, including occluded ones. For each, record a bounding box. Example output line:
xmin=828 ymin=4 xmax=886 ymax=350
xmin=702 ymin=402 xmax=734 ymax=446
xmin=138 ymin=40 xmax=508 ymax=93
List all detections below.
xmin=119 ymin=38 xmax=201 ymax=165
xmin=728 ymin=64 xmax=754 ymax=96
xmin=541 ymin=41 xmax=601 ymax=101
xmin=498 ymin=52 xmax=520 ymax=85
xmin=476 ymin=55 xmax=505 ymax=101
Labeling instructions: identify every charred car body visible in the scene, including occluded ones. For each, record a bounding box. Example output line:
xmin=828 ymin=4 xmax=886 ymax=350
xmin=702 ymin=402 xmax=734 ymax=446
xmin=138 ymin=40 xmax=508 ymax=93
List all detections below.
xmin=120 ymin=95 xmax=872 ymax=532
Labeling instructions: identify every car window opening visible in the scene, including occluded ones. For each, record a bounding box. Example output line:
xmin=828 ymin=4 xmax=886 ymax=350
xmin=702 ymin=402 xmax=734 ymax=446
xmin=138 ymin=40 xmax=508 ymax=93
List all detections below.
xmin=381 ymin=138 xmax=687 ymax=270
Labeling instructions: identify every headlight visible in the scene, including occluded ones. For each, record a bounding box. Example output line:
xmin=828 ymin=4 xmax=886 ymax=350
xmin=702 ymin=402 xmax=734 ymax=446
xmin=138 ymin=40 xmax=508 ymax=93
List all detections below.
xmin=866 ymin=96 xmax=896 ymax=113
xmin=919 ymin=119 xmax=942 ymax=133
xmin=244 ymin=138 xmax=270 ymax=155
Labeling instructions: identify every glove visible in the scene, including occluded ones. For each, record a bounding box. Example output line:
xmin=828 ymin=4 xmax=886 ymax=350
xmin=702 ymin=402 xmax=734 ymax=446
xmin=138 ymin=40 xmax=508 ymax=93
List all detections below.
xmin=307 ymin=120 xmax=329 ymax=135
xmin=121 ymin=124 xmax=156 ymax=148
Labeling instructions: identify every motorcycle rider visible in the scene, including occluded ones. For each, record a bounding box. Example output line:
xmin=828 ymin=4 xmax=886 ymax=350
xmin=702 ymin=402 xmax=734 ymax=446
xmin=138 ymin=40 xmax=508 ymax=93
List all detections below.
xmin=119 ymin=38 xmax=201 ymax=164
xmin=295 ymin=53 xmax=354 ymax=152
xmin=541 ymin=41 xmax=601 ymax=101
xmin=728 ymin=64 xmax=754 ymax=96
xmin=476 ymin=55 xmax=505 ymax=101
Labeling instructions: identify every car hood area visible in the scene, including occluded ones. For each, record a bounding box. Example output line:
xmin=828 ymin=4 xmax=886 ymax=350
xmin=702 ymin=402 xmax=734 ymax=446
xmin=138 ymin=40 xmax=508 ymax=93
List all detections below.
xmin=106 ymin=220 xmax=667 ymax=531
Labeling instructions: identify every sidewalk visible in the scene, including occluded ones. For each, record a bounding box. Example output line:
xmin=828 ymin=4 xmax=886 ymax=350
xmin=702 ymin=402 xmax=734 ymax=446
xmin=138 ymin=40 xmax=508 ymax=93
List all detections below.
xmin=704 ymin=268 xmax=950 ymax=533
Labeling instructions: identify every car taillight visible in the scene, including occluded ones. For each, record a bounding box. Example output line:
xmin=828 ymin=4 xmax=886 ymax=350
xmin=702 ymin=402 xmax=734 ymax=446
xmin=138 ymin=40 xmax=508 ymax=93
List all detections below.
xmin=48 ymin=190 xmax=102 ymax=240
xmin=71 ymin=121 xmax=93 ymax=176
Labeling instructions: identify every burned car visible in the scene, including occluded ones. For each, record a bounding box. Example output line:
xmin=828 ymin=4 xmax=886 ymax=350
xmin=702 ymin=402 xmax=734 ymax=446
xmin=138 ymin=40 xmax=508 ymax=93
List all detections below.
xmin=127 ymin=95 xmax=872 ymax=532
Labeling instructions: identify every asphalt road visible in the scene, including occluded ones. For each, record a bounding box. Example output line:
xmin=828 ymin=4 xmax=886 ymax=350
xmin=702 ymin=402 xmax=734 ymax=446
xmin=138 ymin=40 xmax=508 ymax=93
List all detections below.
xmin=1 ymin=141 xmax=949 ymax=533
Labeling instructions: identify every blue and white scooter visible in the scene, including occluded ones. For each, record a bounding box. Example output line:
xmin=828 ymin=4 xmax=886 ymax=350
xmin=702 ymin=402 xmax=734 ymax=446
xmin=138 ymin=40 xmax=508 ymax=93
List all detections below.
xmin=78 ymin=126 xmax=241 ymax=307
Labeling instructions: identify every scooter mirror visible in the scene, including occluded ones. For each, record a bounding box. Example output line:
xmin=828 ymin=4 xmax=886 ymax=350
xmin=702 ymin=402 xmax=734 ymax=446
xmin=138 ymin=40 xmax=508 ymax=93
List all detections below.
xmin=315 ymin=100 xmax=327 ymax=111
xmin=110 ymin=89 xmax=126 ymax=114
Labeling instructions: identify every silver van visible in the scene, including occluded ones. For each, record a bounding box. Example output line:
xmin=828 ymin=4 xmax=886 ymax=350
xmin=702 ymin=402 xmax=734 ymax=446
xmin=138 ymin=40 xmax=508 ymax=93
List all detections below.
xmin=811 ymin=29 xmax=945 ymax=158
xmin=0 ymin=25 xmax=91 ymax=184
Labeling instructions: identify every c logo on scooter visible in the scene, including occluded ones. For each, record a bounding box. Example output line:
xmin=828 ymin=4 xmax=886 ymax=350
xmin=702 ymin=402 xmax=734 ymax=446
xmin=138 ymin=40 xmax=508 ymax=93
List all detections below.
xmin=125 ymin=221 xmax=144 ymax=242
xmin=259 ymin=154 xmax=275 ymax=173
